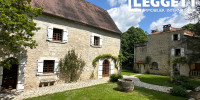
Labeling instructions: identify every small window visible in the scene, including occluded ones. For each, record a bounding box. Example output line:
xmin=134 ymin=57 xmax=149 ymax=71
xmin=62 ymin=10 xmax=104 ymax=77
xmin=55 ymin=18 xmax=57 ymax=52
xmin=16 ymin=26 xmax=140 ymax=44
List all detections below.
xmin=173 ymin=34 xmax=178 ymax=41
xmin=94 ymin=36 xmax=100 ymax=46
xmin=53 ymin=28 xmax=63 ymax=41
xmin=175 ymin=49 xmax=181 ymax=56
xmin=43 ymin=60 xmax=55 ymax=73
xmin=151 ymin=62 xmax=158 ymax=70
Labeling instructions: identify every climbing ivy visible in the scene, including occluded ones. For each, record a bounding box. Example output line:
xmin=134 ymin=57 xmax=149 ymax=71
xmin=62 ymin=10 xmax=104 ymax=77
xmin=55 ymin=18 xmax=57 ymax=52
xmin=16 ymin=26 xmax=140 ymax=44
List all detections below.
xmin=172 ymin=57 xmax=187 ymax=65
xmin=92 ymin=54 xmax=118 ymax=67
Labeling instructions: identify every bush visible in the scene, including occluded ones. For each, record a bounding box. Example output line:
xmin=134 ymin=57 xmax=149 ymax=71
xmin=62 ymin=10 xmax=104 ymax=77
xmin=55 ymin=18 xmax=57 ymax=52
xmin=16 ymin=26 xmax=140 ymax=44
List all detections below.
xmin=173 ymin=75 xmax=189 ymax=85
xmin=170 ymin=86 xmax=190 ymax=98
xmin=59 ymin=49 xmax=86 ymax=82
xmin=110 ymin=74 xmax=123 ymax=82
xmin=181 ymin=83 xmax=195 ymax=90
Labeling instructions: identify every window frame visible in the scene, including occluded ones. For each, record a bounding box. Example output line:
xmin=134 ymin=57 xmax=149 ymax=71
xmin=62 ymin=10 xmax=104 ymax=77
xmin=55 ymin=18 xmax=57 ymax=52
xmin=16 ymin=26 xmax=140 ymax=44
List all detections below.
xmin=43 ymin=60 xmax=55 ymax=74
xmin=173 ymin=34 xmax=178 ymax=41
xmin=53 ymin=28 xmax=63 ymax=42
xmin=94 ymin=36 xmax=100 ymax=46
xmin=151 ymin=62 xmax=158 ymax=70
xmin=175 ymin=49 xmax=181 ymax=57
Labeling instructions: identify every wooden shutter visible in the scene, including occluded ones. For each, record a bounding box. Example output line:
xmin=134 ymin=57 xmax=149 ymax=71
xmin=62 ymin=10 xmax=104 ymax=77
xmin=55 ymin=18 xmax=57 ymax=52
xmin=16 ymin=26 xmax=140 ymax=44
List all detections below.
xmin=37 ymin=60 xmax=43 ymax=75
xmin=98 ymin=59 xmax=103 ymax=79
xmin=181 ymin=48 xmax=185 ymax=56
xmin=178 ymin=34 xmax=181 ymax=40
xmin=17 ymin=58 xmax=26 ymax=90
xmin=0 ymin=67 xmax=3 ymax=90
xmin=47 ymin=26 xmax=53 ymax=41
xmin=171 ymin=35 xmax=174 ymax=41
xmin=54 ymin=60 xmax=59 ymax=74
xmin=171 ymin=48 xmax=175 ymax=56
xmin=100 ymin=36 xmax=103 ymax=47
xmin=110 ymin=60 xmax=115 ymax=74
xmin=62 ymin=30 xmax=68 ymax=43
xmin=90 ymin=35 xmax=94 ymax=46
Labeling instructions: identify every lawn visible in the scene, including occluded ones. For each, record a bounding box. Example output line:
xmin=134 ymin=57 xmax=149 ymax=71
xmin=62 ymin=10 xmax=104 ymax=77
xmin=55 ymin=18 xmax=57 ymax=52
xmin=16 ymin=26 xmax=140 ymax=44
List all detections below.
xmin=121 ymin=70 xmax=137 ymax=76
xmin=136 ymin=74 xmax=200 ymax=88
xmin=25 ymin=83 xmax=186 ymax=100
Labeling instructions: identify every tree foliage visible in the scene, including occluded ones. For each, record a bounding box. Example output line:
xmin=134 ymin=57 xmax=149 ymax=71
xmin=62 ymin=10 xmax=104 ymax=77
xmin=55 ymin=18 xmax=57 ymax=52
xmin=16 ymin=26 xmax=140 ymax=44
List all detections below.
xmin=184 ymin=0 xmax=200 ymax=22
xmin=0 ymin=0 xmax=43 ymax=68
xmin=182 ymin=23 xmax=200 ymax=35
xmin=120 ymin=27 xmax=147 ymax=69
xmin=59 ymin=49 xmax=86 ymax=82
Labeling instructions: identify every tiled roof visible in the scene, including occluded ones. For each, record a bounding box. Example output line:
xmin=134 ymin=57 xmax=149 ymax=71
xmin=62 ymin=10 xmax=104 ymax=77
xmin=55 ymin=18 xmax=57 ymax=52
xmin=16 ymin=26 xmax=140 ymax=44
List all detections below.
xmin=31 ymin=0 xmax=122 ymax=34
xmin=150 ymin=27 xmax=196 ymax=37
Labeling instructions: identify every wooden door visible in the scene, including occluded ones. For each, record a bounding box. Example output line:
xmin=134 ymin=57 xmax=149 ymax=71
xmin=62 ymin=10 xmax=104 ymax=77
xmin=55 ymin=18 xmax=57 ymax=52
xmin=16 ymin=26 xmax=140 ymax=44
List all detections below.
xmin=195 ymin=63 xmax=200 ymax=71
xmin=103 ymin=60 xmax=109 ymax=77
xmin=2 ymin=64 xmax=18 ymax=90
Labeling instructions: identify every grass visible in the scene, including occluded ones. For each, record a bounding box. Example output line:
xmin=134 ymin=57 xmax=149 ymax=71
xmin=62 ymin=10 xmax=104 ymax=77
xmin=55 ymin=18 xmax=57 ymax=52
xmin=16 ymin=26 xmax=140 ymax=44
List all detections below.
xmin=136 ymin=74 xmax=200 ymax=88
xmin=25 ymin=83 xmax=186 ymax=100
xmin=121 ymin=70 xmax=137 ymax=76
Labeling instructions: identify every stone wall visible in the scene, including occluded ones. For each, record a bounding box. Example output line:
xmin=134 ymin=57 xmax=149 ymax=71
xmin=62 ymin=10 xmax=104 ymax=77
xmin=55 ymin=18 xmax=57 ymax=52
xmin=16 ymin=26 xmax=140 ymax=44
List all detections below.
xmin=24 ymin=14 xmax=121 ymax=89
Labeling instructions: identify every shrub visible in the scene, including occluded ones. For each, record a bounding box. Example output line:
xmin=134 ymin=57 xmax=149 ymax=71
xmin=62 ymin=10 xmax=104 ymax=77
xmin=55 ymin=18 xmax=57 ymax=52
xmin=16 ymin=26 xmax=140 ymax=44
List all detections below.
xmin=181 ymin=83 xmax=195 ymax=90
xmin=59 ymin=49 xmax=86 ymax=82
xmin=173 ymin=75 xmax=189 ymax=85
xmin=110 ymin=74 xmax=123 ymax=82
xmin=170 ymin=86 xmax=190 ymax=98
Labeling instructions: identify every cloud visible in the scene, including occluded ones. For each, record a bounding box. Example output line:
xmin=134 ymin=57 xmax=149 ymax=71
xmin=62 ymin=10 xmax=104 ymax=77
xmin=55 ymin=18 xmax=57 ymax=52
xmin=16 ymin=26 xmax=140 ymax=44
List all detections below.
xmin=107 ymin=0 xmax=127 ymax=7
xmin=107 ymin=4 xmax=145 ymax=32
xmin=150 ymin=8 xmax=197 ymax=31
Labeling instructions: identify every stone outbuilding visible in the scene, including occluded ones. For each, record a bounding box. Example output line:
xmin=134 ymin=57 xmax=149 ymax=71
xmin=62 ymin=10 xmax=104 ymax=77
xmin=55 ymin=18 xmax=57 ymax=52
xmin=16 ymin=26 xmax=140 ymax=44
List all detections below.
xmin=0 ymin=0 xmax=121 ymax=91
xmin=134 ymin=24 xmax=200 ymax=77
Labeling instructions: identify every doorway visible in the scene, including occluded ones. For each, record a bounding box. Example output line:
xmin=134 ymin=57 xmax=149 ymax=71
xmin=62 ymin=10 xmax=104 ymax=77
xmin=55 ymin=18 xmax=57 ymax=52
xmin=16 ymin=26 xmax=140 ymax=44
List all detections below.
xmin=1 ymin=64 xmax=18 ymax=90
xmin=103 ymin=60 xmax=109 ymax=77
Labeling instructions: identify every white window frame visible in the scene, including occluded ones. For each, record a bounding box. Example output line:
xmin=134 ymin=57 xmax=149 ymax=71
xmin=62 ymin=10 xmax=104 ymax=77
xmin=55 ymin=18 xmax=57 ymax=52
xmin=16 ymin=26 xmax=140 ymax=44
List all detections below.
xmin=90 ymin=35 xmax=102 ymax=48
xmin=37 ymin=57 xmax=59 ymax=76
xmin=47 ymin=26 xmax=68 ymax=43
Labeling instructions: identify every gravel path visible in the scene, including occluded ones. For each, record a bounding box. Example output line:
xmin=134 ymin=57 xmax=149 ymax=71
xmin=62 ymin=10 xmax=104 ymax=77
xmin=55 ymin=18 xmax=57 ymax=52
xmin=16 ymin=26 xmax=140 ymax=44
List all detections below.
xmin=123 ymin=74 xmax=172 ymax=93
xmin=0 ymin=77 xmax=109 ymax=100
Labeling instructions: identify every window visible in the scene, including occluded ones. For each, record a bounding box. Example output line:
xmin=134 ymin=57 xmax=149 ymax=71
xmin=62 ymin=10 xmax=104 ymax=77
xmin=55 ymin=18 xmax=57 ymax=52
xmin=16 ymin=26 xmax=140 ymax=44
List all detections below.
xmin=94 ymin=36 xmax=100 ymax=46
xmin=53 ymin=28 xmax=63 ymax=41
xmin=175 ymin=49 xmax=181 ymax=56
xmin=43 ymin=60 xmax=55 ymax=73
xmin=173 ymin=34 xmax=178 ymax=40
xmin=151 ymin=62 xmax=158 ymax=70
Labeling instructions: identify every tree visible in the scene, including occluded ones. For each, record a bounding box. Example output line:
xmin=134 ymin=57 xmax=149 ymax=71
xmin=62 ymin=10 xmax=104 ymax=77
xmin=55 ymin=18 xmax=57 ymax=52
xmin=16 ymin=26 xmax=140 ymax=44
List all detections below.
xmin=182 ymin=23 xmax=200 ymax=35
xmin=120 ymin=27 xmax=147 ymax=69
xmin=0 ymin=0 xmax=43 ymax=69
xmin=183 ymin=0 xmax=200 ymax=22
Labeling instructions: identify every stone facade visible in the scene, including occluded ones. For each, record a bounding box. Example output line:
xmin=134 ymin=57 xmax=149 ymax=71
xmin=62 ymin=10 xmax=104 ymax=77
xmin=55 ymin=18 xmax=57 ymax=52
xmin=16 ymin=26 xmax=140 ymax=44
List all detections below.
xmin=0 ymin=13 xmax=121 ymax=90
xmin=134 ymin=25 xmax=192 ymax=76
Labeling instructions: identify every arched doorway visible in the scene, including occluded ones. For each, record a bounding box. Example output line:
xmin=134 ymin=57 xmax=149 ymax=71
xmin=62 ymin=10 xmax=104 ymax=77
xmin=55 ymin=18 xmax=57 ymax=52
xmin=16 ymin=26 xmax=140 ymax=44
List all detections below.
xmin=1 ymin=58 xmax=19 ymax=90
xmin=103 ymin=60 xmax=109 ymax=77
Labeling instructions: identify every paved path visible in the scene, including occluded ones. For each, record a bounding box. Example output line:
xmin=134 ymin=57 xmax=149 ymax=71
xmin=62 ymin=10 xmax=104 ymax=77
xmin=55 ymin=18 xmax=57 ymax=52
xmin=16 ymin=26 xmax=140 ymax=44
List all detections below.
xmin=123 ymin=74 xmax=172 ymax=93
xmin=0 ymin=77 xmax=109 ymax=100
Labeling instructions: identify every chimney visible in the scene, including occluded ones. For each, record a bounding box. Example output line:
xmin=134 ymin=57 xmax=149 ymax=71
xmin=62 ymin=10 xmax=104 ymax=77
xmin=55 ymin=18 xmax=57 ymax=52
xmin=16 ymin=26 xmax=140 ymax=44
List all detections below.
xmin=151 ymin=29 xmax=159 ymax=33
xmin=163 ymin=24 xmax=171 ymax=32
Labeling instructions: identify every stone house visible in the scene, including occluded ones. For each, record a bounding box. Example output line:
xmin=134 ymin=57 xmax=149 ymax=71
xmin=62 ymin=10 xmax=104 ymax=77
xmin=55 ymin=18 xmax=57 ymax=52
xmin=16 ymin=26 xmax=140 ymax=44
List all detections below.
xmin=0 ymin=0 xmax=121 ymax=91
xmin=134 ymin=24 xmax=200 ymax=77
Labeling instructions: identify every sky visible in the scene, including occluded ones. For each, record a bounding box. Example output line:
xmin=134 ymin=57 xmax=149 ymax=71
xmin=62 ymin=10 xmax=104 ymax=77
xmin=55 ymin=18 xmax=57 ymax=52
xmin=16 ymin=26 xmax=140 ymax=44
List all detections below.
xmin=86 ymin=0 xmax=197 ymax=33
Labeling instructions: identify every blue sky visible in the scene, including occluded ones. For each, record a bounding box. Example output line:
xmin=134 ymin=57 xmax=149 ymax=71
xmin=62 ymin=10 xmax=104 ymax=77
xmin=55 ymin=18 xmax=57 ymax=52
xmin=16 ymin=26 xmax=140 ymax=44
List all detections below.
xmin=86 ymin=0 xmax=196 ymax=33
